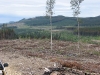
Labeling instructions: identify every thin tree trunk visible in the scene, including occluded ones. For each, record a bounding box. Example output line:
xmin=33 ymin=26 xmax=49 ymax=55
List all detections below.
xmin=77 ymin=17 xmax=80 ymax=55
xmin=50 ymin=15 xmax=53 ymax=51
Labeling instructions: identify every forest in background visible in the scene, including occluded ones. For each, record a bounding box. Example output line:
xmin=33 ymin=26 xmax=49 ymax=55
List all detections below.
xmin=17 ymin=15 xmax=100 ymax=26
xmin=0 ymin=15 xmax=100 ymax=44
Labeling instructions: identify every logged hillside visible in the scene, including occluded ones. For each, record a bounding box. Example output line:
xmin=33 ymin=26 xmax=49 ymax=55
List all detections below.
xmin=0 ymin=16 xmax=100 ymax=75
xmin=0 ymin=39 xmax=100 ymax=75
xmin=6 ymin=15 xmax=100 ymax=27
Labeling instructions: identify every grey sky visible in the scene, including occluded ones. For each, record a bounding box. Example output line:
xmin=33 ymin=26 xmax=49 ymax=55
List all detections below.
xmin=0 ymin=0 xmax=100 ymax=23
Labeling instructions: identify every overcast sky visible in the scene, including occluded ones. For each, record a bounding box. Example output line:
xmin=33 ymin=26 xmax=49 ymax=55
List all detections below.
xmin=0 ymin=0 xmax=100 ymax=23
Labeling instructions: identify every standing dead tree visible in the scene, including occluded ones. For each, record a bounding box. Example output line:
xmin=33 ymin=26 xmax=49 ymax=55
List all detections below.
xmin=46 ymin=0 xmax=55 ymax=51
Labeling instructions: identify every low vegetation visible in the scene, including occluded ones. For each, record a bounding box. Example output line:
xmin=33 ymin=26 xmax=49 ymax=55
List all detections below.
xmin=0 ymin=24 xmax=100 ymax=45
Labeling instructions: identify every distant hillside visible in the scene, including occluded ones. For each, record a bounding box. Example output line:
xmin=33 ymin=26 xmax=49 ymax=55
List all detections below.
xmin=18 ymin=16 xmax=77 ymax=26
xmin=80 ymin=16 xmax=100 ymax=26
xmin=8 ymin=15 xmax=100 ymax=27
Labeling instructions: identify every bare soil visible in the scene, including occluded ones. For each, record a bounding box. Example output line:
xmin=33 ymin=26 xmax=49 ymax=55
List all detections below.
xmin=0 ymin=39 xmax=100 ymax=75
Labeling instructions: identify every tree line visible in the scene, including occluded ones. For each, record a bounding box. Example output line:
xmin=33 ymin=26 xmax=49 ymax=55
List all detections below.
xmin=74 ymin=27 xmax=100 ymax=36
xmin=0 ymin=25 xmax=99 ymax=41
xmin=0 ymin=24 xmax=18 ymax=39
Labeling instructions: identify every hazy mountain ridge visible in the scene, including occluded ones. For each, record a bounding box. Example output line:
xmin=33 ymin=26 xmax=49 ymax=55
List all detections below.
xmin=2 ymin=15 xmax=99 ymax=28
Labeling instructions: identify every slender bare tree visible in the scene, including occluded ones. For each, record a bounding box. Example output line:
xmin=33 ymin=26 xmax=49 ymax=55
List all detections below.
xmin=70 ymin=0 xmax=84 ymax=54
xmin=46 ymin=0 xmax=55 ymax=51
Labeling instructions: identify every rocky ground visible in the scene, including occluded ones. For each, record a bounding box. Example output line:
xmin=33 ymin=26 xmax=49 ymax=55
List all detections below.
xmin=0 ymin=39 xmax=100 ymax=75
